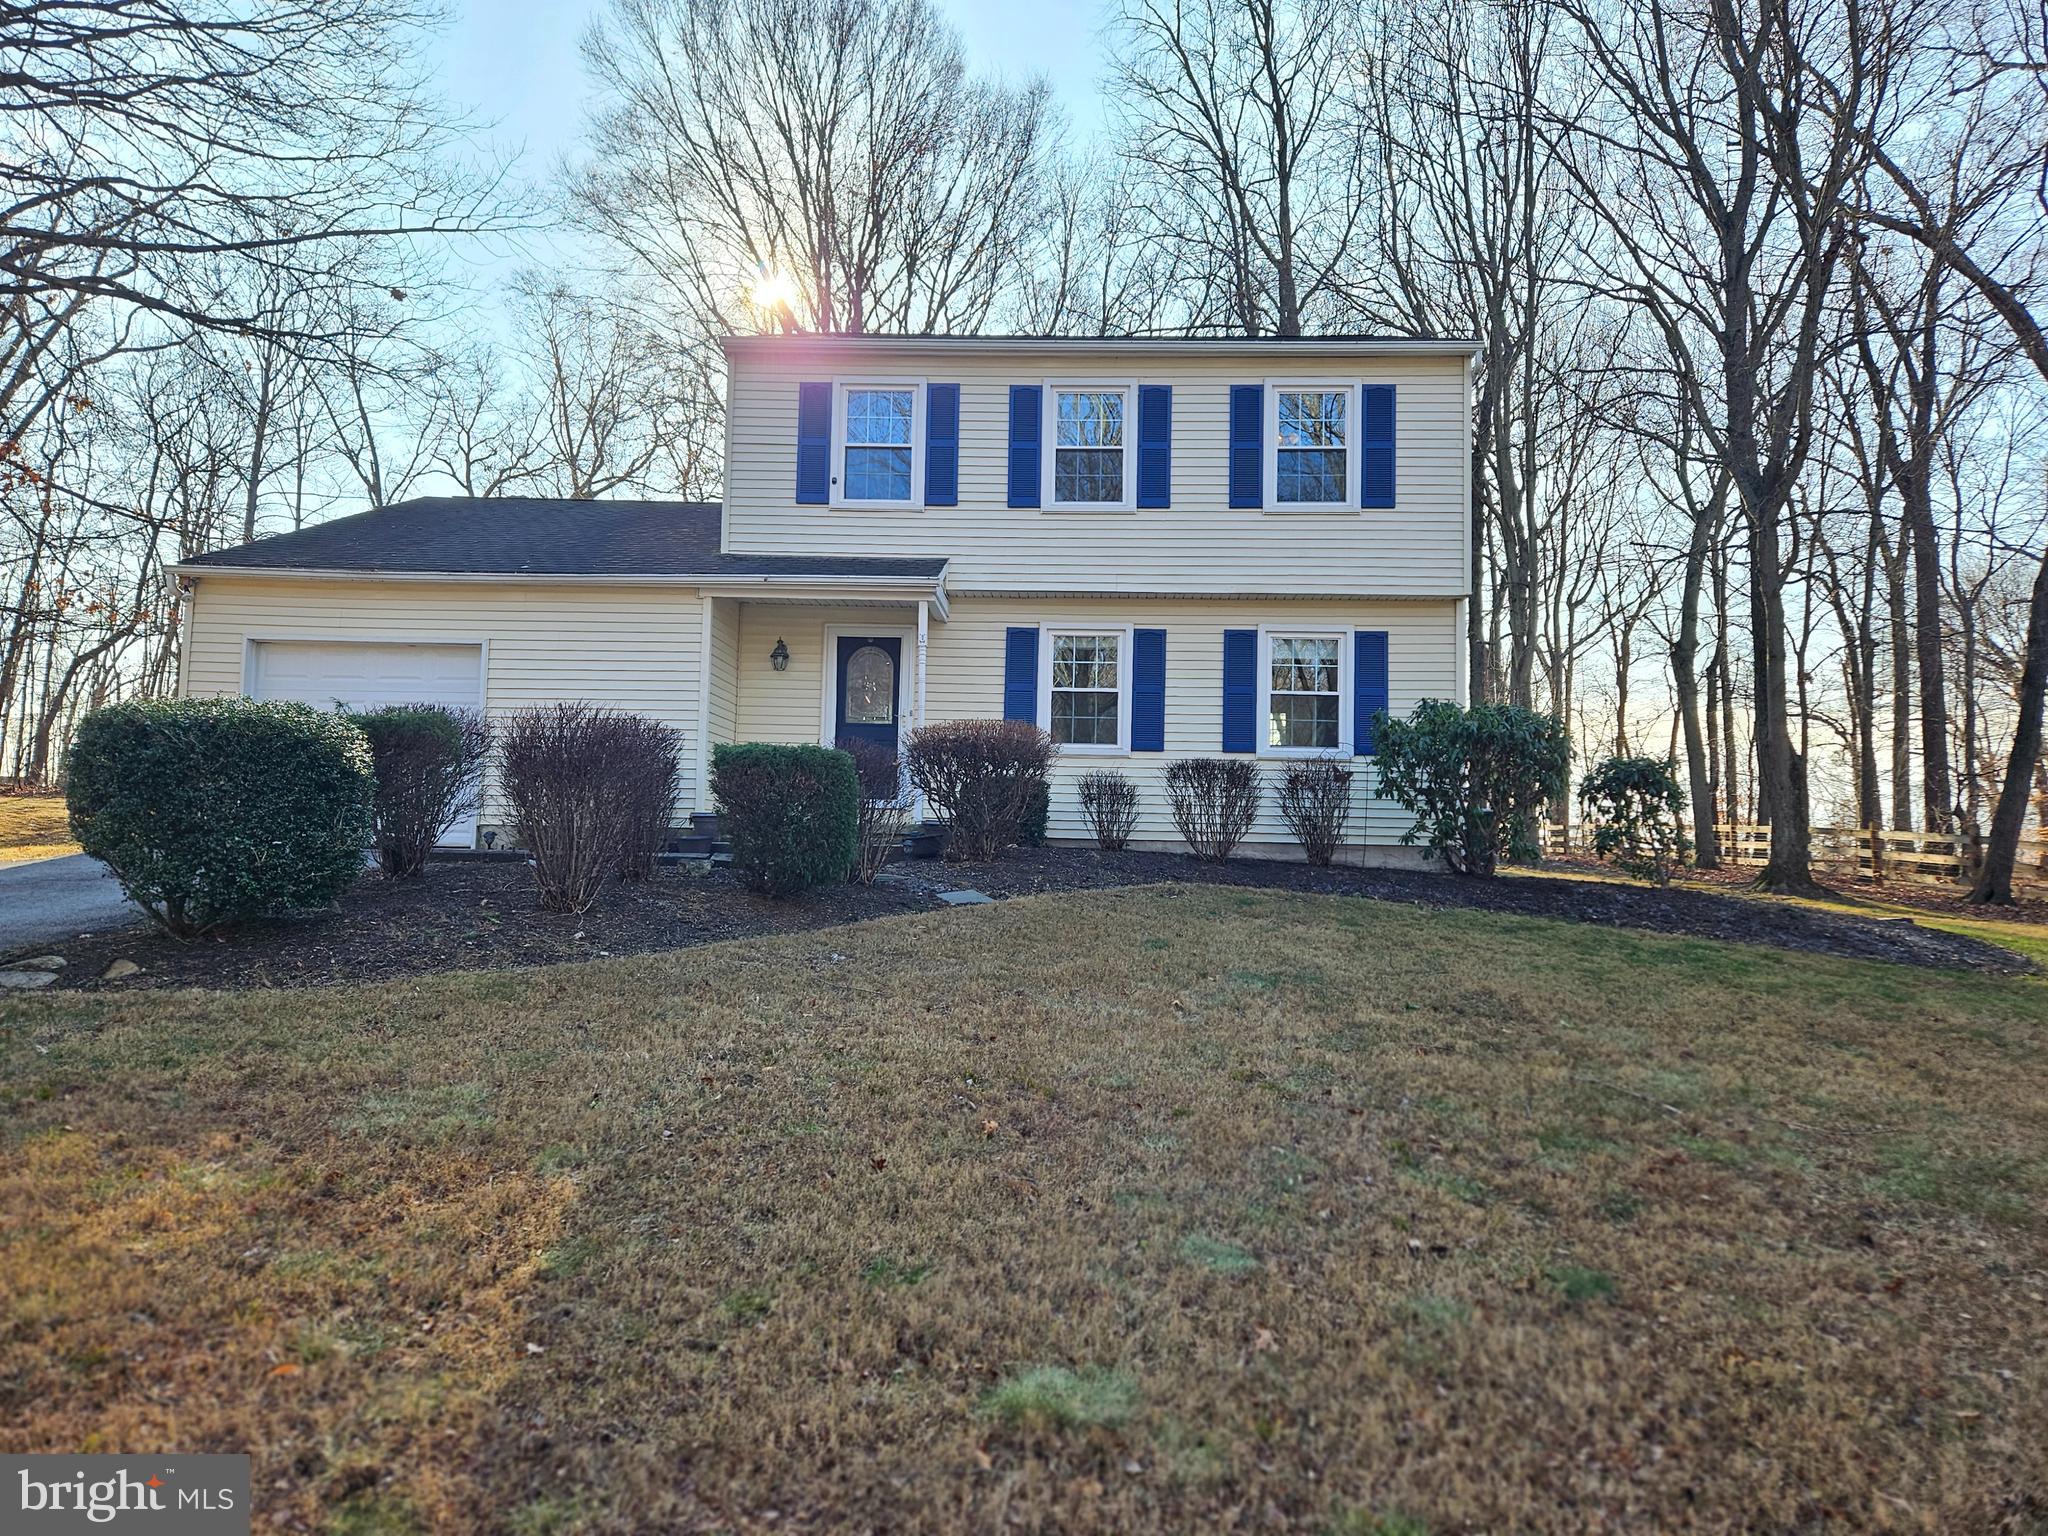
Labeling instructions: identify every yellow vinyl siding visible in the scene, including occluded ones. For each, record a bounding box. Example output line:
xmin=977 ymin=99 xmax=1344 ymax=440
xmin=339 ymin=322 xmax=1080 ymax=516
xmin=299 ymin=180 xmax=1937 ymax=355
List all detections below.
xmin=723 ymin=344 xmax=1468 ymax=597
xmin=182 ymin=577 xmax=709 ymax=821
xmin=735 ymin=595 xmax=1458 ymax=853
xmin=707 ymin=596 xmax=741 ymax=747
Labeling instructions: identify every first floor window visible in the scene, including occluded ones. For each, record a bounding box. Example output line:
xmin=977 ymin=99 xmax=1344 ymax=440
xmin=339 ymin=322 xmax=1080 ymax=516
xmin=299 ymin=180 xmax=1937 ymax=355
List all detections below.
xmin=843 ymin=386 xmax=914 ymax=500
xmin=1275 ymin=389 xmax=1348 ymax=504
xmin=1049 ymin=631 xmax=1121 ymax=746
xmin=1268 ymin=634 xmax=1340 ymax=749
xmin=1052 ymin=388 xmax=1127 ymax=505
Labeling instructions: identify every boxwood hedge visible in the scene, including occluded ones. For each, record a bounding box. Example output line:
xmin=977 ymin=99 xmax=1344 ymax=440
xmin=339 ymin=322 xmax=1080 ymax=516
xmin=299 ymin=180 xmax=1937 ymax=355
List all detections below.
xmin=709 ymin=742 xmax=859 ymax=896
xmin=67 ymin=697 xmax=374 ymax=937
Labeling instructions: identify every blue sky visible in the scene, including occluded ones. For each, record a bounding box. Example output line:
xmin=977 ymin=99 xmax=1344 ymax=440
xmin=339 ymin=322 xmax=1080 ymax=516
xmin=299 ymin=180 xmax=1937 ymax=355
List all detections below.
xmin=435 ymin=0 xmax=1113 ymax=189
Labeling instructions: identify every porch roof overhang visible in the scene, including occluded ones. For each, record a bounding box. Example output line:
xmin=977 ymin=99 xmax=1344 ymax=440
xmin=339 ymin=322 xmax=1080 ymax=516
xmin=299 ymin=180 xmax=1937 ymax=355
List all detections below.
xmin=169 ymin=561 xmax=953 ymax=620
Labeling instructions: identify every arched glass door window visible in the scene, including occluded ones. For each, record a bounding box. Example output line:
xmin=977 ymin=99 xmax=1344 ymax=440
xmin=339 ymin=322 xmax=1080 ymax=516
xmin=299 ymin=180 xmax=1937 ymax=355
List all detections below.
xmin=843 ymin=643 xmax=896 ymax=724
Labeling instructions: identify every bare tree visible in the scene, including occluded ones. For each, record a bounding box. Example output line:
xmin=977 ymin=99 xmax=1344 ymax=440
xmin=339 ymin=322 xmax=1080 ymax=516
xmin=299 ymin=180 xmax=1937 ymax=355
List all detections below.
xmin=1547 ymin=0 xmax=1901 ymax=892
xmin=1108 ymin=0 xmax=1373 ymax=336
xmin=512 ymin=279 xmax=721 ymax=501
xmin=575 ymin=0 xmax=1053 ymax=338
xmin=0 ymin=0 xmax=515 ymax=342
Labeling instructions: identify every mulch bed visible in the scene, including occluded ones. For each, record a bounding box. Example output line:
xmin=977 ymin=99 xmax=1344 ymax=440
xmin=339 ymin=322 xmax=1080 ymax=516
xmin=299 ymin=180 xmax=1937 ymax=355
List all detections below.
xmin=10 ymin=845 xmax=2034 ymax=992
xmin=946 ymin=846 xmax=2039 ymax=974
xmin=17 ymin=860 xmax=934 ymax=992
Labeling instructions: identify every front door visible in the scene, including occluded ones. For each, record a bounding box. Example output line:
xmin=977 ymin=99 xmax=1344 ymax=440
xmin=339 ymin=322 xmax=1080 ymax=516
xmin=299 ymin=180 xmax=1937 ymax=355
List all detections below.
xmin=834 ymin=635 xmax=903 ymax=761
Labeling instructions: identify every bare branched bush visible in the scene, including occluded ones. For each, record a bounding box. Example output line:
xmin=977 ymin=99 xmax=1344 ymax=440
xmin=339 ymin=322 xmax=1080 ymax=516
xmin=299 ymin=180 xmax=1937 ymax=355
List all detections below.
xmin=611 ymin=716 xmax=685 ymax=881
xmin=1077 ymin=770 xmax=1140 ymax=851
xmin=839 ymin=736 xmax=909 ymax=883
xmin=904 ymin=719 xmax=1056 ymax=862
xmin=499 ymin=705 xmax=669 ymax=913
xmin=1165 ymin=758 xmax=1261 ymax=861
xmin=353 ymin=705 xmax=491 ymax=877
xmin=1276 ymin=758 xmax=1352 ymax=866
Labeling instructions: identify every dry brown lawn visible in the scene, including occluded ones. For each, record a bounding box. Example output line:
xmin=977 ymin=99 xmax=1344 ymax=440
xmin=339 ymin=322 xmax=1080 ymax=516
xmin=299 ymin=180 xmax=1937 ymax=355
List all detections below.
xmin=0 ymin=792 xmax=75 ymax=863
xmin=3 ymin=887 xmax=2045 ymax=1534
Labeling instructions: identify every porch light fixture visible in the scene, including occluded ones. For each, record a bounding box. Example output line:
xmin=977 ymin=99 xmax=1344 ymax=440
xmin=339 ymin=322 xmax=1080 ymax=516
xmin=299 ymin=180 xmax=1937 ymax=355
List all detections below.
xmin=770 ymin=637 xmax=790 ymax=672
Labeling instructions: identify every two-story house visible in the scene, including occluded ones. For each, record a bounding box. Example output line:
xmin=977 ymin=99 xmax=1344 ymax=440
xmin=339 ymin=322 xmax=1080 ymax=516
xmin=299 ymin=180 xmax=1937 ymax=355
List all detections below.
xmin=175 ymin=334 xmax=1477 ymax=858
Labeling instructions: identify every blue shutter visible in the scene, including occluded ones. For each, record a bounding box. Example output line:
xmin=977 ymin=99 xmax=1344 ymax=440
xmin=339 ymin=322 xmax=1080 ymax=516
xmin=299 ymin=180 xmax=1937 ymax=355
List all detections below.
xmin=1222 ymin=628 xmax=1257 ymax=752
xmin=1007 ymin=385 xmax=1041 ymax=508
xmin=1361 ymin=385 xmax=1396 ymax=508
xmin=1003 ymin=626 xmax=1039 ymax=722
xmin=1354 ymin=630 xmax=1389 ymax=755
xmin=925 ymin=383 xmax=959 ymax=506
xmin=1132 ymin=628 xmax=1166 ymax=751
xmin=1136 ymin=385 xmax=1172 ymax=508
xmin=1228 ymin=385 xmax=1263 ymax=509
xmin=796 ymin=382 xmax=831 ymax=504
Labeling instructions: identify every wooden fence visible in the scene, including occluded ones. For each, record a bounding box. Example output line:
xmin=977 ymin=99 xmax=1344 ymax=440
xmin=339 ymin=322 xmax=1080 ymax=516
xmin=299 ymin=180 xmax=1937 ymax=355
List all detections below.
xmin=1543 ymin=821 xmax=2048 ymax=888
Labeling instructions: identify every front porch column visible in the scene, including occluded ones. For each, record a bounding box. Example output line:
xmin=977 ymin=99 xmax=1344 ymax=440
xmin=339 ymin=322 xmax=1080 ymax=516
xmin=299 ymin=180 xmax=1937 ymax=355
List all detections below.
xmin=914 ymin=598 xmax=930 ymax=818
xmin=915 ymin=599 xmax=929 ymax=735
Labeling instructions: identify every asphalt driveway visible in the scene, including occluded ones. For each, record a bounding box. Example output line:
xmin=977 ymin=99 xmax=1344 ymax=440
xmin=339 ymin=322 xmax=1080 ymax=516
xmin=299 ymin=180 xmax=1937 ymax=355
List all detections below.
xmin=0 ymin=854 xmax=143 ymax=956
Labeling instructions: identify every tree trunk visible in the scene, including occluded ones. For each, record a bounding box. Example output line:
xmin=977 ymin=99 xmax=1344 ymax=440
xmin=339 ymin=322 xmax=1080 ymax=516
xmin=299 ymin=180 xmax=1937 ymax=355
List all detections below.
xmin=1747 ymin=498 xmax=1818 ymax=891
xmin=1969 ymin=540 xmax=2048 ymax=904
xmin=1885 ymin=527 xmax=1914 ymax=830
xmin=1902 ymin=468 xmax=1952 ymax=833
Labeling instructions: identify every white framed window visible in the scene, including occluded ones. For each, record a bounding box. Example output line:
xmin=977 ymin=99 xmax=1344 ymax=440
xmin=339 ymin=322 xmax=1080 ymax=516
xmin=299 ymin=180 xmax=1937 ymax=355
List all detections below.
xmin=832 ymin=379 xmax=925 ymax=508
xmin=1258 ymin=626 xmax=1351 ymax=756
xmin=1039 ymin=625 xmax=1132 ymax=753
xmin=1041 ymin=383 xmax=1135 ymax=510
xmin=1265 ymin=382 xmax=1358 ymax=510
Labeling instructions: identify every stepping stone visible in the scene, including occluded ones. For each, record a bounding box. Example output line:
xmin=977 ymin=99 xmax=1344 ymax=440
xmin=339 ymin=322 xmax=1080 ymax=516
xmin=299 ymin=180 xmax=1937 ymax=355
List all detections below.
xmin=0 ymin=970 xmax=57 ymax=989
xmin=102 ymin=959 xmax=144 ymax=980
xmin=16 ymin=954 xmax=65 ymax=970
xmin=937 ymin=889 xmax=994 ymax=906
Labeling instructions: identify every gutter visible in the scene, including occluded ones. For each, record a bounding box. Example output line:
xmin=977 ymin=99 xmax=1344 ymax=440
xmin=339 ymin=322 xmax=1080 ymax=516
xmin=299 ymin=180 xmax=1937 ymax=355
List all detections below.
xmin=170 ymin=563 xmax=953 ymax=619
xmin=720 ymin=335 xmax=1483 ymax=358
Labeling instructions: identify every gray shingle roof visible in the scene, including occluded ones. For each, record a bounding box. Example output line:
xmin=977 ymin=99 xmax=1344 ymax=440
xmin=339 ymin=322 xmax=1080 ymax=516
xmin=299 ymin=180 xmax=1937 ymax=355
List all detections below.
xmin=179 ymin=497 xmax=949 ymax=581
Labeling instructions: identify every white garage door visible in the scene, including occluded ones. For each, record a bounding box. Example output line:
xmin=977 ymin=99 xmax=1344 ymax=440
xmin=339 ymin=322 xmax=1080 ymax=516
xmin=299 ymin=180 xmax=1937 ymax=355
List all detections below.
xmin=249 ymin=640 xmax=485 ymax=846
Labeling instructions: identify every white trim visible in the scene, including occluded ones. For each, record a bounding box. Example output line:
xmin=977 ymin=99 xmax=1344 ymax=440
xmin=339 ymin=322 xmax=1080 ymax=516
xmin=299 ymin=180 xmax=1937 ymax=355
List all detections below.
xmin=1263 ymin=380 xmax=1359 ymax=513
xmin=172 ymin=565 xmax=949 ymax=614
xmin=817 ymin=623 xmax=917 ymax=750
xmin=830 ymin=377 xmax=926 ymax=510
xmin=696 ymin=600 xmax=716 ymax=811
xmin=1037 ymin=623 xmax=1134 ymax=756
xmin=173 ymin=565 xmax=944 ymax=589
xmin=1255 ymin=624 xmax=1351 ymax=759
xmin=724 ymin=335 xmax=1481 ymax=357
xmin=1039 ymin=381 xmax=1137 ymax=513
xmin=1460 ymin=352 xmax=1474 ymax=595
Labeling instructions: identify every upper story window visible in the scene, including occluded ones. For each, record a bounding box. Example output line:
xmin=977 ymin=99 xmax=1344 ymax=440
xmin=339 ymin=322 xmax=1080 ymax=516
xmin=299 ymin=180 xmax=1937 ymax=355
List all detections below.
xmin=1045 ymin=384 xmax=1134 ymax=509
xmin=1040 ymin=626 xmax=1130 ymax=752
xmin=1262 ymin=628 xmax=1347 ymax=754
xmin=832 ymin=380 xmax=924 ymax=507
xmin=1267 ymin=383 xmax=1358 ymax=509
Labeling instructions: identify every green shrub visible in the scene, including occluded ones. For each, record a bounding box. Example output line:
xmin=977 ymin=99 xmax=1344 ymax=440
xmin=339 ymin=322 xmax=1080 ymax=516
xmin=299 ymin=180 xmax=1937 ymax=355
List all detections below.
xmin=1165 ymin=758 xmax=1261 ymax=861
xmin=350 ymin=704 xmax=490 ymax=877
xmin=711 ymin=743 xmax=859 ymax=896
xmin=1373 ymin=701 xmax=1569 ymax=876
xmin=1579 ymin=755 xmax=1690 ymax=884
xmin=902 ymin=719 xmax=1056 ymax=862
xmin=66 ymin=697 xmax=374 ymax=938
